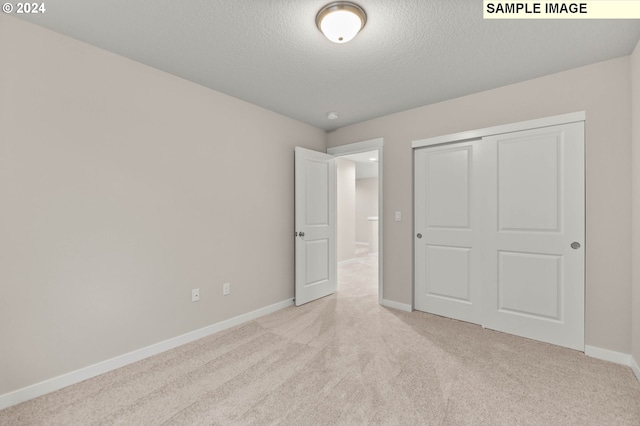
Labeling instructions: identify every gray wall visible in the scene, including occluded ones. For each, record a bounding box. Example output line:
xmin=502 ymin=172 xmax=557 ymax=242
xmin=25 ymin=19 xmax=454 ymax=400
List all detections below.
xmin=356 ymin=178 xmax=378 ymax=244
xmin=337 ymin=159 xmax=356 ymax=262
xmin=632 ymin=40 xmax=640 ymax=368
xmin=327 ymin=57 xmax=633 ymax=354
xmin=0 ymin=15 xmax=325 ymax=395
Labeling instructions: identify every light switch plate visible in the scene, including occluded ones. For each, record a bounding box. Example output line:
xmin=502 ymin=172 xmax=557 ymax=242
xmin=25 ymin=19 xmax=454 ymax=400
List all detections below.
xmin=395 ymin=211 xmax=402 ymax=221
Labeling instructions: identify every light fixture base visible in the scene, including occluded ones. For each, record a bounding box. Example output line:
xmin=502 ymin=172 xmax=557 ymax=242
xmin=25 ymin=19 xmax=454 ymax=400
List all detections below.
xmin=316 ymin=2 xmax=367 ymax=44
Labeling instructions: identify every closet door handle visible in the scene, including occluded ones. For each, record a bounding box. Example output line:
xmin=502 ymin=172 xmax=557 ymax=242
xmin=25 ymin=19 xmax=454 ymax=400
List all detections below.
xmin=416 ymin=233 xmax=422 ymax=239
xmin=571 ymin=242 xmax=580 ymax=249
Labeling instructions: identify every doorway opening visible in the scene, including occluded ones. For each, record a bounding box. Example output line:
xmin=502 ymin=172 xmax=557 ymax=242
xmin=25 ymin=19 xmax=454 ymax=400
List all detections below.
xmin=329 ymin=139 xmax=383 ymax=304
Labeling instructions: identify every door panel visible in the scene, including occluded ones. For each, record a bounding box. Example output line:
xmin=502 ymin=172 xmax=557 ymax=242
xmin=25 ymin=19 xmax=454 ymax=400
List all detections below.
xmin=294 ymin=147 xmax=336 ymax=306
xmin=305 ymin=240 xmax=329 ymax=285
xmin=426 ymin=148 xmax=471 ymax=229
xmin=426 ymin=245 xmax=471 ymax=302
xmin=414 ymin=141 xmax=482 ymax=324
xmin=305 ymin=161 xmax=330 ymax=225
xmin=498 ymin=133 xmax=561 ymax=232
xmin=482 ymin=122 xmax=584 ymax=350
xmin=497 ymin=251 xmax=562 ymax=320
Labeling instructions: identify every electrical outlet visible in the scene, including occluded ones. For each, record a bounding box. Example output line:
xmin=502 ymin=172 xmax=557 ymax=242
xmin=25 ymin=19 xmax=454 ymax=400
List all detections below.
xmin=192 ymin=288 xmax=200 ymax=302
xmin=223 ymin=282 xmax=230 ymax=296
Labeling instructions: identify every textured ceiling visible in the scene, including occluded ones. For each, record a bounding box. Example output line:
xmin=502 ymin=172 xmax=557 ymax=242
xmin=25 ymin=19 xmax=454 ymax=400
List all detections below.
xmin=14 ymin=0 xmax=640 ymax=131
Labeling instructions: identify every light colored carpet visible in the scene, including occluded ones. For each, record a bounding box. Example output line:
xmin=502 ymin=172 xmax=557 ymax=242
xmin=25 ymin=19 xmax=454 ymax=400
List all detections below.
xmin=2 ymin=255 xmax=639 ymax=425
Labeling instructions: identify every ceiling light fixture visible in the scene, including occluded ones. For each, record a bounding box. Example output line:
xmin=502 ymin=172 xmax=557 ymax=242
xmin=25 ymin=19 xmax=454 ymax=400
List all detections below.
xmin=316 ymin=2 xmax=367 ymax=44
xmin=327 ymin=111 xmax=340 ymax=120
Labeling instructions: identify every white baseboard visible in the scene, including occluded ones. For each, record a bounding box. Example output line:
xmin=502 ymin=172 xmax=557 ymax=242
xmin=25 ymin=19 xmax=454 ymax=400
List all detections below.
xmin=584 ymin=345 xmax=633 ymax=366
xmin=632 ymin=356 xmax=640 ymax=382
xmin=381 ymin=298 xmax=412 ymax=312
xmin=585 ymin=345 xmax=640 ymax=384
xmin=0 ymin=298 xmax=294 ymax=411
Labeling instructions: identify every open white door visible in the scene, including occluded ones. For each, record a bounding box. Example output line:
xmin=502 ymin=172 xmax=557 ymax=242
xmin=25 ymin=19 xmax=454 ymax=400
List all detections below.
xmin=294 ymin=147 xmax=337 ymax=306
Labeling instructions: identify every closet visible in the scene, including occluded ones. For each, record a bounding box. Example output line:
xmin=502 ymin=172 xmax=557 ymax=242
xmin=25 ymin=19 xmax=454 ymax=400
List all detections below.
xmin=413 ymin=113 xmax=585 ymax=350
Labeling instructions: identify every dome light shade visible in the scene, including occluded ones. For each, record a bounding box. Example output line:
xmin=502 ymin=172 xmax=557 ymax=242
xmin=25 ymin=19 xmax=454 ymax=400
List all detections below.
xmin=316 ymin=2 xmax=367 ymax=44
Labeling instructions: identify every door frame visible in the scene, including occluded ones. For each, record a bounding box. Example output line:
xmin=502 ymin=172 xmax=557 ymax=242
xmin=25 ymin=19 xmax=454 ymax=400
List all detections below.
xmin=412 ymin=111 xmax=585 ymax=149
xmin=328 ymin=138 xmax=384 ymax=305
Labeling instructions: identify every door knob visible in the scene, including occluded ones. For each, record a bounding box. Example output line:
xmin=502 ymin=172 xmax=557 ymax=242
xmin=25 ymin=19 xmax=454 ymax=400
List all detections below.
xmin=416 ymin=233 xmax=422 ymax=239
xmin=571 ymin=242 xmax=580 ymax=249
xmin=299 ymin=232 xmax=305 ymax=237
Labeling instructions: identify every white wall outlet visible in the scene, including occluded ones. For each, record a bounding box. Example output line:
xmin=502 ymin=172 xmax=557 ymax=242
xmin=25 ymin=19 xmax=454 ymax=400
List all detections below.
xmin=395 ymin=211 xmax=402 ymax=221
xmin=192 ymin=288 xmax=200 ymax=302
xmin=223 ymin=282 xmax=230 ymax=296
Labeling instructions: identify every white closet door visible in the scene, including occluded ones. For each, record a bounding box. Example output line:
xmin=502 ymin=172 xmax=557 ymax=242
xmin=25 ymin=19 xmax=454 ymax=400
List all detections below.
xmin=414 ymin=121 xmax=584 ymax=351
xmin=481 ymin=122 xmax=585 ymax=350
xmin=414 ymin=141 xmax=483 ymax=324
